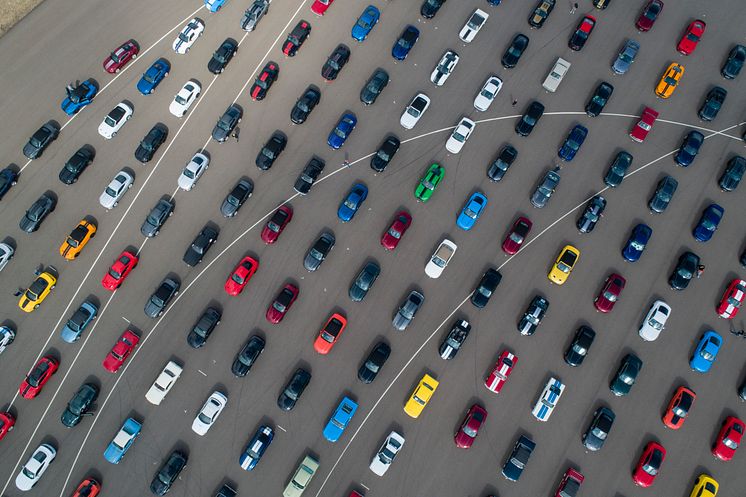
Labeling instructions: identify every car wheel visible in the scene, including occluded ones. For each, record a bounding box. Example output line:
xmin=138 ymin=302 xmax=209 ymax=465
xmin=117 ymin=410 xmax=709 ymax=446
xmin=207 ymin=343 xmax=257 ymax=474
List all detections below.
xmin=131 ymin=53 xmax=137 ymax=59
xmin=220 ymin=68 xmax=224 ymax=73
xmin=113 ymin=202 xmax=118 ymax=207
xmin=115 ymin=68 xmax=120 ymax=74
xmin=164 ymin=72 xmax=169 ymax=77
xmin=51 ymin=285 xmax=55 ymax=289
xmin=111 ymin=131 xmax=117 ymax=137
xmin=168 ymin=211 xmax=173 ymax=217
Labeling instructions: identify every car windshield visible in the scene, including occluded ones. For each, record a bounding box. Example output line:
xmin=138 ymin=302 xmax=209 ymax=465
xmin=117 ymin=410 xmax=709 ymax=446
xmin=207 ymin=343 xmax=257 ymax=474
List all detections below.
xmin=622 ymin=374 xmax=634 ymax=385
xmin=198 ymin=412 xmax=212 ymax=424
xmin=110 ymin=51 xmax=121 ymax=63
xmin=231 ymin=272 xmax=246 ymax=285
xmin=464 ymin=208 xmax=478 ymax=219
xmin=509 ymin=232 xmax=524 ymax=244
xmin=561 ymin=479 xmax=580 ymax=497
xmin=452 ymin=131 xmax=466 ymax=142
xmin=22 ymin=467 xmax=36 ymax=479
xmin=104 ymin=115 xmax=118 ymax=127
xmin=432 ymin=256 xmax=446 ymax=268
xmin=592 ymin=427 xmax=607 ymax=439
xmin=143 ymin=71 xmax=157 ymax=84
xmin=603 ymin=291 xmax=617 ymax=302
xmin=572 ymin=343 xmax=587 ymax=355
xmin=214 ymin=50 xmax=227 ymax=63
xmin=334 ymin=128 xmax=347 ymax=139
xmin=179 ymin=33 xmax=190 ymax=42
xmin=397 ymin=38 xmax=410 ymax=49
xmin=638 ymin=121 xmax=652 ymax=131
xmin=462 ymin=424 xmax=478 ymax=437
xmin=327 ymin=59 xmax=340 ymax=70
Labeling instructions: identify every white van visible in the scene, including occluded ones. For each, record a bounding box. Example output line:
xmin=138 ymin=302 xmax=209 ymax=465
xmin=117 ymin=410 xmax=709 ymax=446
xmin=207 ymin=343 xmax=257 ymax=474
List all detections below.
xmin=542 ymin=57 xmax=571 ymax=93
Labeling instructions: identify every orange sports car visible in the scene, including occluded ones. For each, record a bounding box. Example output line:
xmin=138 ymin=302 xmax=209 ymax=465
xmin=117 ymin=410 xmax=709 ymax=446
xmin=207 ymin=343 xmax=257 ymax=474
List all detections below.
xmin=59 ymin=219 xmax=96 ymax=260
xmin=662 ymin=386 xmax=696 ymax=429
xmin=313 ymin=313 xmax=347 ymax=354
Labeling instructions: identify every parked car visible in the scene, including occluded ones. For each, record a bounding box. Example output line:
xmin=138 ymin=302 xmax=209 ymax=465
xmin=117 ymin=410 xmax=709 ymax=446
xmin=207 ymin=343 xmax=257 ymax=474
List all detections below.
xmin=183 ymin=225 xmax=218 ymax=266
xmin=102 ymin=329 xmax=140 ymax=373
xmin=518 ymin=295 xmax=549 ymax=335
xmin=721 ymin=44 xmax=745 ymax=79
xmin=71 ymin=478 xmax=100 ymax=497
xmin=717 ymin=279 xmax=746 ymax=319
xmin=241 ymin=0 xmax=270 ymax=31
xmin=19 ymin=355 xmax=59 ymax=398
xmin=224 ymin=256 xmax=259 ymax=296
xmin=291 ymin=86 xmax=321 ymax=124
xmin=23 ymin=121 xmax=59 ymax=159
xmin=471 ymin=268 xmax=501 ymax=308
xmin=529 ymin=0 xmax=555 ymax=29
xmin=381 ymin=211 xmax=411 ymax=250
xmin=474 ymin=75 xmax=502 ymax=111
xmin=655 ymin=63 xmax=684 ymax=99
xmin=649 ymin=176 xmax=678 ymax=213
xmin=303 ymin=231 xmax=335 ymax=271
xmin=400 ymin=93 xmax=430 ymax=129
xmin=370 ymin=135 xmax=400 ymax=172
xmin=582 ymin=406 xmax=615 ymax=451
xmin=487 ymin=145 xmax=518 ymax=182
xmin=669 ymin=251 xmax=699 ymax=290
xmin=610 ymin=353 xmax=643 ymax=396
xmin=445 ymin=117 xmax=475 ymax=154
xmin=502 ymin=216 xmax=532 ymax=255
xmin=564 ymin=326 xmax=595 ymax=366
xmin=393 ymin=290 xmax=424 ymax=331
xmin=484 ymin=350 xmax=518 ymax=393
xmin=103 ymin=39 xmax=138 ymax=73
xmin=459 ymin=9 xmax=489 ymax=43
xmin=221 ymin=178 xmax=253 ymax=217
xmin=569 ymin=15 xmax=596 ymax=51
xmin=612 ymin=39 xmax=640 ymax=74
xmin=633 ymin=442 xmax=666 ymax=487
xmin=61 ymin=79 xmax=97 ymax=115
xmin=144 ymin=277 xmax=180 ymax=317
xmin=282 ymin=20 xmax=311 ymax=57
xmin=173 ymin=18 xmax=204 ymax=53
xmin=516 ymin=100 xmax=544 ymax=136
xmin=420 ymin=0 xmax=446 ymax=19
xmin=277 ymin=368 xmax=311 ymax=411
xmin=360 ymin=68 xmax=389 ymax=104
xmin=674 ymin=130 xmax=704 ymax=167
xmin=0 ymin=165 xmax=18 ymax=200
xmin=414 ymin=163 xmax=444 ymax=202
xmin=351 ymin=5 xmax=380 ymax=41
xmin=311 ymin=0 xmax=334 ymax=15
xmin=323 ymin=397 xmax=358 ymax=442
xmin=187 ymin=307 xmax=221 ymax=348
xmin=439 ymin=319 xmax=471 ymax=359
xmin=638 ymin=300 xmax=671 ymax=341
xmin=169 ymin=80 xmax=201 ymax=117
xmin=586 ymin=82 xmax=613 ymax=116
xmin=17 ymin=269 xmax=57 ymax=313
xmin=662 ymin=385 xmax=695 ymax=429
xmin=548 ymin=244 xmax=579 ymax=285
xmin=404 ymin=374 xmax=439 ymax=418
xmin=135 ymin=124 xmax=168 ymax=163
xmin=542 ymin=57 xmax=571 ymax=93
xmin=629 ymin=106 xmax=658 ymax=142
xmin=231 ymin=335 xmax=265 ymax=377
xmin=554 ymin=469 xmax=584 ymax=497
xmin=358 ymin=341 xmax=390 ymax=383
xmin=137 ymin=58 xmax=170 ymax=95
xmin=677 ymin=19 xmax=706 ymax=55
xmin=313 ymin=313 xmax=347 ymax=354
xmin=594 ymin=273 xmax=626 ymax=313
xmin=261 ymin=205 xmax=293 ymax=244
xmin=57 ymin=220 xmax=94 ymax=259
xmin=430 ymin=50 xmax=459 ymax=87
xmin=212 ymin=104 xmax=242 ymax=143
xmin=101 ymin=250 xmax=138 ymax=290
xmin=532 ymin=377 xmax=565 ymax=421
xmin=558 ymin=124 xmax=588 ymax=162
xmin=502 ymin=435 xmax=536 ymax=481
xmin=239 ymin=425 xmax=274 ymax=471
xmin=635 ymin=0 xmax=663 ymax=32
xmin=208 ymin=38 xmax=238 ymax=74
xmin=0 ymin=326 xmax=15 ymax=355
xmin=338 ymin=183 xmax=368 ymax=222
xmin=369 ymin=431 xmax=404 ymax=476
xmin=267 ymin=284 xmax=299 ymax=323
xmin=456 ymin=192 xmax=488 ymax=230
xmin=425 ymin=238 xmax=457 ymax=278
xmin=712 ymin=416 xmax=744 ymax=461
xmin=103 ymin=417 xmax=141 ymax=463
xmin=349 ymin=262 xmax=380 ymax=302
xmin=719 ymin=155 xmax=746 ymax=191
xmin=454 ymin=404 xmax=488 ymax=448
xmin=98 ymin=102 xmax=133 ymax=139
xmin=15 ymin=444 xmax=56 ymax=490
xmin=693 ymin=203 xmax=724 ymax=242
xmin=622 ymin=223 xmax=652 ymax=262
xmin=321 ymin=44 xmax=350 ymax=81
xmin=60 ymin=300 xmax=98 ymax=343
xmin=19 ymin=193 xmax=56 ymax=233
xmin=392 ymin=25 xmax=419 ymax=60
xmin=690 ymin=331 xmax=722 ymax=373
xmin=577 ymin=195 xmax=606 ymax=233
xmin=502 ymin=34 xmax=529 ymax=68
xmin=698 ymin=86 xmax=727 ymax=121
xmin=192 ymin=391 xmax=227 ymax=435
xmin=140 ymin=198 xmax=174 ymax=237
xmin=531 ymin=168 xmax=560 ymax=208
xmin=61 ymin=383 xmax=98 ymax=427
xmin=283 ymin=455 xmax=318 ymax=497
xmin=145 ymin=361 xmax=183 ymax=405
xmin=150 ymin=450 xmax=188 ymax=495
xmin=249 ymin=61 xmax=279 ymax=101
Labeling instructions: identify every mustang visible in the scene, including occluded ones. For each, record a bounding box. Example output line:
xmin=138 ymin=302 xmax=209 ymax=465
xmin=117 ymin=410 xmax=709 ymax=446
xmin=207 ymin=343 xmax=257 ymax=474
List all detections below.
xmin=351 ymin=5 xmax=379 ymax=42
xmin=18 ymin=269 xmax=57 ymax=313
xmin=250 ymin=61 xmax=279 ymax=101
xmin=103 ymin=329 xmax=140 ymax=373
xmin=328 ymin=113 xmax=357 ymax=149
xmin=456 ymin=192 xmax=488 ymax=231
xmin=415 ymin=163 xmax=444 ymax=202
xmin=548 ymin=245 xmax=580 ymax=285
xmin=103 ymin=40 xmax=138 ymax=73
xmin=137 ymin=58 xmax=170 ymax=95
xmin=240 ymin=425 xmax=274 ymax=470
xmin=101 ymin=250 xmax=138 ymax=290
xmin=337 ymin=183 xmax=367 ymax=222
xmin=484 ymin=349 xmax=517 ymax=393
xmin=19 ymin=356 xmax=59 ymax=399
xmin=502 ymin=217 xmax=532 ymax=255
xmin=717 ymin=278 xmax=745 ymax=319
xmin=381 ymin=211 xmax=412 ymax=250
xmin=225 ymin=256 xmax=259 ymax=296
xmin=323 ymin=397 xmax=358 ymax=442
xmin=282 ymin=20 xmax=311 ymax=57
xmin=61 ymin=79 xmax=97 ymax=115
xmin=59 ymin=219 xmax=96 ymax=260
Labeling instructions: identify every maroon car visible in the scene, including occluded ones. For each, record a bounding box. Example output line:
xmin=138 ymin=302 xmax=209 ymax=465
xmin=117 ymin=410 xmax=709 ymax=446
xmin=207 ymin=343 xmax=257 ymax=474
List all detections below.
xmin=261 ymin=205 xmax=293 ymax=244
xmin=454 ymin=403 xmax=488 ymax=449
xmin=381 ymin=211 xmax=412 ymax=251
xmin=502 ymin=217 xmax=532 ymax=255
xmin=266 ymin=283 xmax=299 ymax=324
xmin=554 ymin=468 xmax=584 ymax=497
xmin=594 ymin=273 xmax=626 ymax=313
xmin=103 ymin=40 xmax=139 ymax=73
xmin=629 ymin=106 xmax=658 ymax=143
xmin=635 ymin=0 xmax=663 ymax=32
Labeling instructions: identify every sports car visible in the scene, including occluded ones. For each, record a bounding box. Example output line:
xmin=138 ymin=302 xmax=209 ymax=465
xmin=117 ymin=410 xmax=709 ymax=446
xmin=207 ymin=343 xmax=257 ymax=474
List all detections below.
xmin=338 ymin=183 xmax=367 ymax=222
xmin=241 ymin=0 xmax=270 ymax=31
xmin=392 ymin=25 xmax=419 ymax=60
xmin=169 ymin=80 xmax=201 ymax=117
xmin=240 ymin=425 xmax=274 ymax=470
xmin=261 ymin=204 xmax=293 ymax=244
xmin=456 ymin=191 xmax=487 ymax=231
xmin=321 ymin=44 xmax=350 ymax=81
xmin=629 ymin=106 xmax=658 ymax=142
xmin=208 ymin=38 xmax=238 ymax=74
xmin=632 ymin=442 xmax=666 ymax=487
xmin=415 ymin=163 xmax=444 ymax=202
xmin=327 ymin=112 xmax=356 ymax=149
xmin=655 ymin=62 xmax=684 ymax=99
xmin=104 ymin=417 xmax=141 ymax=464
xmin=23 ymin=121 xmax=59 ymax=159
xmin=446 ymin=117 xmax=475 ymax=154
xmin=0 ymin=411 xmax=15 ymax=441
xmin=400 ymin=92 xmax=430 ymax=129
xmin=98 ymin=102 xmax=133 ymax=139
xmin=282 ymin=20 xmax=311 ymax=57
xmin=351 ymin=5 xmax=379 ymax=41
xmin=314 ymin=313 xmax=347 ymax=354
xmin=266 ymin=284 xmax=299 ymax=323
xmin=677 ymin=19 xmax=705 ymax=55
xmin=103 ymin=329 xmax=140 ymax=373
xmin=484 ymin=350 xmax=517 ymax=393
xmin=101 ymin=250 xmax=138 ymax=290
xmin=381 ymin=211 xmax=412 ymax=250
xmin=18 ymin=269 xmax=57 ymax=312
xmin=173 ymin=18 xmax=204 ymax=53
xmin=19 ymin=193 xmax=56 ymax=233
xmin=712 ymin=416 xmax=744 ymax=461
xmin=205 ymin=0 xmax=228 ymax=12
xmin=717 ymin=278 xmax=745 ymax=319
xmin=311 ymin=0 xmax=334 ymax=15
xmin=548 ymin=245 xmax=579 ymax=285
xmin=688 ymin=475 xmax=718 ymax=497
xmin=638 ymin=299 xmax=671 ymax=341
xmin=690 ymin=331 xmax=721 ymax=373
xmin=225 ymin=256 xmax=259 ymax=296
xmin=554 ymin=468 xmax=584 ymax=497
xmin=568 ymin=15 xmax=595 ymax=51
xmin=454 ymin=404 xmax=488 ymax=448
xmin=622 ymin=223 xmax=652 ymax=262
xmin=61 ymin=79 xmax=97 ymax=115
xmin=19 ymin=355 xmax=59 ymax=398
xmin=662 ymin=386 xmax=695 ymax=429
xmin=60 ymin=300 xmax=98 ymax=343
xmin=532 ymin=377 xmax=565 ymax=421
xmin=103 ymin=40 xmax=138 ymax=73
xmin=635 ymin=0 xmax=663 ymax=32
xmin=15 ymin=444 xmax=56 ymax=490
xmin=250 ymin=61 xmax=279 ymax=100
xmin=323 ymin=397 xmax=358 ymax=442
xmin=693 ymin=203 xmax=724 ymax=242
xmin=593 ymin=273 xmax=626 ymax=313
xmin=59 ymin=219 xmax=96 ymax=260
xmin=502 ymin=217 xmax=532 ymax=255
xmin=137 ymin=58 xmax=169 ymax=95
xmin=59 ymin=146 xmax=94 ymax=184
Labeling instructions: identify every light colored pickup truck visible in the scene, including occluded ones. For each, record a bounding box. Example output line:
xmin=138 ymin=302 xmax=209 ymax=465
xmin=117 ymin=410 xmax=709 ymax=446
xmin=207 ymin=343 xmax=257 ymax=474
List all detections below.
xmin=543 ymin=57 xmax=571 ymax=93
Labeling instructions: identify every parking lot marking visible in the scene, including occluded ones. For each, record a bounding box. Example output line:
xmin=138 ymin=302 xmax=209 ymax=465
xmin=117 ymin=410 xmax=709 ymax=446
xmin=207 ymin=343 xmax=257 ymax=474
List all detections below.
xmin=360 ymin=483 xmax=370 ymax=491
xmin=277 ymin=425 xmax=287 ymax=432
xmin=121 ymin=316 xmax=130 ymax=324
xmin=197 ymin=369 xmax=207 ymax=377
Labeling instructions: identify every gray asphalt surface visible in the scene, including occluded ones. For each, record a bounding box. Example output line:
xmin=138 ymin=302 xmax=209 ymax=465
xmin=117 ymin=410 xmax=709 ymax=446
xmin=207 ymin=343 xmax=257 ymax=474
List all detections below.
xmin=1 ymin=0 xmax=746 ymax=497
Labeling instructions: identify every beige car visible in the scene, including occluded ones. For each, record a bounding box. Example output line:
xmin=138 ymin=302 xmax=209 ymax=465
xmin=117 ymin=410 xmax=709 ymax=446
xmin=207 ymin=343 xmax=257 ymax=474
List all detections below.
xmin=542 ymin=57 xmax=571 ymax=93
xmin=283 ymin=455 xmax=319 ymax=497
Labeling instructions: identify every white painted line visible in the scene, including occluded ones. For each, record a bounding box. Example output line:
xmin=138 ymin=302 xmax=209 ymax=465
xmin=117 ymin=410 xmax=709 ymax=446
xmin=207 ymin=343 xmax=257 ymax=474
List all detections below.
xmin=121 ymin=316 xmax=131 ymax=324
xmin=197 ymin=369 xmax=207 ymax=377
xmin=359 ymin=483 xmax=370 ymax=491
xmin=276 ymin=425 xmax=287 ymax=432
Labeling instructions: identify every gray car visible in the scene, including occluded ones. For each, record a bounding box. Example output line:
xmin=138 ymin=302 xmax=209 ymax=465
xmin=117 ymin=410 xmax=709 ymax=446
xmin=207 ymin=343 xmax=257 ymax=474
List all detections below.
xmin=212 ymin=104 xmax=242 ymax=143
xmin=393 ymin=290 xmax=424 ymax=331
xmin=19 ymin=193 xmax=56 ymax=233
xmin=140 ymin=198 xmax=174 ymax=237
xmin=648 ymin=176 xmax=678 ymax=213
xmin=612 ymin=39 xmax=639 ymax=75
xmin=221 ymin=178 xmax=253 ymax=217
xmin=304 ymin=232 xmax=335 ymax=271
xmin=23 ymin=121 xmax=59 ymax=159
xmin=530 ymin=169 xmax=560 ymax=208
xmin=240 ymin=0 xmax=270 ymax=31
xmin=349 ymin=261 xmax=380 ymax=301
xmin=144 ymin=277 xmax=180 ymax=318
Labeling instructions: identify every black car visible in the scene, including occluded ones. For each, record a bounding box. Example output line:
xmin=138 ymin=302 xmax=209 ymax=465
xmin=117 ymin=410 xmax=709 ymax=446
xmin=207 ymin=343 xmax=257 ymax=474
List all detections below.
xmin=487 ymin=145 xmax=518 ymax=182
xmin=141 ymin=198 xmax=175 ymax=237
xmin=530 ymin=169 xmax=560 ymax=208
xmin=212 ymin=104 xmax=242 ymax=143
xmin=150 ymin=450 xmax=188 ymax=496
xmin=256 ymin=132 xmax=287 ymax=170
xmin=59 ymin=146 xmax=95 ymax=184
xmin=144 ymin=277 xmax=180 ymax=318
xmin=358 ymin=341 xmax=391 ymax=383
xmin=23 ymin=121 xmax=59 ymax=159
xmin=564 ymin=325 xmax=596 ymax=366
xmin=61 ymin=382 xmax=98 ymax=427
xmin=577 ymin=195 xmax=606 ymax=233
xmin=183 ymin=225 xmax=219 ymax=266
xmin=392 ymin=290 xmax=424 ymax=331
xmin=231 ymin=335 xmax=265 ymax=377
xmin=721 ymin=44 xmax=745 ymax=79
xmin=250 ymin=61 xmax=279 ymax=101
xmin=321 ymin=44 xmax=350 ymax=81
xmin=349 ymin=261 xmax=380 ymax=302
xmin=370 ymin=135 xmax=400 ymax=172
xmin=718 ymin=155 xmax=746 ymax=192
xmin=471 ymin=268 xmax=502 ymax=308
xmin=282 ymin=20 xmax=311 ymax=57
xmin=187 ymin=307 xmax=221 ymax=348
xmin=501 ymin=435 xmax=536 ymax=481
xmin=421 ymin=0 xmax=446 ymax=18
xmin=585 ymin=82 xmax=613 ymax=117
xmin=304 ymin=231 xmax=335 ymax=271
xmin=648 ymin=175 xmax=678 ymax=213
xmin=438 ymin=319 xmax=471 ymax=360
xmin=518 ymin=295 xmax=549 ymax=335
xmin=604 ymin=151 xmax=633 ymax=187
xmin=277 ymin=368 xmax=311 ymax=411
xmin=515 ymin=100 xmax=544 ymax=136
xmin=698 ymin=86 xmax=727 ymax=122
xmin=19 ymin=193 xmax=56 ymax=233
xmin=135 ymin=124 xmax=168 ymax=163
xmin=739 ymin=375 xmax=746 ymax=401
xmin=215 ymin=484 xmax=237 ymax=497
xmin=294 ymin=157 xmax=325 ymax=195
xmin=360 ymin=68 xmax=389 ymax=105
xmin=502 ymin=34 xmax=529 ymax=68
xmin=610 ymin=353 xmax=643 ymax=396
xmin=674 ymin=130 xmax=704 ymax=167
xmin=290 ymin=86 xmax=321 ymax=125
xmin=208 ymin=38 xmax=238 ymax=74
xmin=740 ymin=247 xmax=746 ymax=269
xmin=583 ymin=406 xmax=615 ymax=451
xmin=669 ymin=251 xmax=699 ymax=290
xmin=0 ymin=166 xmax=18 ymax=200
xmin=221 ymin=178 xmax=253 ymax=217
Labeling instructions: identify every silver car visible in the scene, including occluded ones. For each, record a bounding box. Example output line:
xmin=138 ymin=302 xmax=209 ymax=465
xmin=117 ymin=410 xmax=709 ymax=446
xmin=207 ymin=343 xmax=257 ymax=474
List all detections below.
xmin=612 ymin=39 xmax=639 ymax=75
xmin=241 ymin=0 xmax=270 ymax=32
xmin=369 ymin=431 xmax=405 ymax=476
xmin=99 ymin=169 xmax=134 ymax=209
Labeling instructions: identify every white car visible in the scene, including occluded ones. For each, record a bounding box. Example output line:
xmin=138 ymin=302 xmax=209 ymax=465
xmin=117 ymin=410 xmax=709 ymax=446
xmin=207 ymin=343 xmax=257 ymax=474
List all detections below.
xmin=0 ymin=242 xmax=14 ymax=272
xmin=531 ymin=377 xmax=565 ymax=422
xmin=178 ymin=152 xmax=209 ymax=191
xmin=99 ymin=169 xmax=134 ymax=209
xmin=425 ymin=238 xmax=457 ymax=278
xmin=169 ymin=81 xmax=201 ymax=117
xmin=15 ymin=443 xmax=56 ymax=491
xmin=474 ymin=75 xmax=503 ymax=111
xmin=98 ymin=102 xmax=133 ymax=139
xmin=458 ymin=9 xmax=489 ymax=43
xmin=192 ymin=390 xmax=227 ymax=435
xmin=172 ymin=18 xmax=205 ymax=54
xmin=542 ymin=57 xmax=571 ymax=93
xmin=638 ymin=300 xmax=671 ymax=341
xmin=369 ymin=430 xmax=405 ymax=476
xmin=400 ymin=93 xmax=430 ymax=129
xmin=0 ymin=325 xmax=15 ymax=355
xmin=445 ymin=117 xmax=475 ymax=154
xmin=145 ymin=361 xmax=183 ymax=405
xmin=430 ymin=50 xmax=459 ymax=86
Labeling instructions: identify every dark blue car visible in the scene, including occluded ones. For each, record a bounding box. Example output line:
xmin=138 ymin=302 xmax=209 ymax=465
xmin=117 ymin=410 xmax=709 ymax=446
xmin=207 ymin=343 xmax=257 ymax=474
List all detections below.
xmin=693 ymin=203 xmax=724 ymax=242
xmin=0 ymin=166 xmax=18 ymax=200
xmin=239 ymin=425 xmax=274 ymax=471
xmin=137 ymin=58 xmax=170 ymax=95
xmin=338 ymin=183 xmax=368 ymax=222
xmin=674 ymin=130 xmax=704 ymax=167
xmin=328 ymin=113 xmax=357 ymax=149
xmin=351 ymin=5 xmax=379 ymax=42
xmin=61 ymin=79 xmax=97 ymax=115
xmin=622 ymin=223 xmax=652 ymax=262
xmin=558 ymin=124 xmax=588 ymax=162
xmin=392 ymin=25 xmax=419 ymax=60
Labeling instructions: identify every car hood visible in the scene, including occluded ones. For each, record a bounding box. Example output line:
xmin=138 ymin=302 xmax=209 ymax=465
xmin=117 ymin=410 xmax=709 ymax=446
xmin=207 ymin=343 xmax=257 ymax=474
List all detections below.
xmin=392 ymin=312 xmax=410 ymax=330
xmin=187 ymin=330 xmax=206 ymax=348
xmin=303 ymin=253 xmax=321 ymax=271
xmin=212 ymin=125 xmax=229 ymax=142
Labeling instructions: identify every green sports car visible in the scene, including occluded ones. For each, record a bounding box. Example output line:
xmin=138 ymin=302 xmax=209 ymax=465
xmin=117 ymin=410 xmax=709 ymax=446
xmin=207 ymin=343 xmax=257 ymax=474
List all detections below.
xmin=415 ymin=163 xmax=445 ymax=202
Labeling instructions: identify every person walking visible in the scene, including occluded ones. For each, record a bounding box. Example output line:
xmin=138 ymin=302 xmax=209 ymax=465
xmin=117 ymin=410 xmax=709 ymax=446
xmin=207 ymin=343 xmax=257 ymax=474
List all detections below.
xmin=232 ymin=127 xmax=240 ymax=142
xmin=696 ymin=264 xmax=705 ymax=278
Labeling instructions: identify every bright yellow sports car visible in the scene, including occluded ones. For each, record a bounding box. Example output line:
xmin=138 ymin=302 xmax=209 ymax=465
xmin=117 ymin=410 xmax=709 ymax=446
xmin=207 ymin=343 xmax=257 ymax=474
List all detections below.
xmin=404 ymin=374 xmax=439 ymax=418
xmin=655 ymin=62 xmax=685 ymax=99
xmin=548 ymin=244 xmax=580 ymax=285
xmin=59 ymin=219 xmax=96 ymax=260
xmin=689 ymin=474 xmax=718 ymax=497
xmin=18 ymin=270 xmax=57 ymax=312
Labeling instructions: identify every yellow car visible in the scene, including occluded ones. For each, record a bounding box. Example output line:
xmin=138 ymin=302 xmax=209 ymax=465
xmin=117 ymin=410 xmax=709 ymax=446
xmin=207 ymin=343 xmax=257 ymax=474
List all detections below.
xmin=689 ymin=474 xmax=718 ymax=497
xmin=548 ymin=245 xmax=580 ymax=285
xmin=404 ymin=374 xmax=439 ymax=418
xmin=59 ymin=219 xmax=96 ymax=260
xmin=655 ymin=62 xmax=685 ymax=99
xmin=18 ymin=270 xmax=57 ymax=312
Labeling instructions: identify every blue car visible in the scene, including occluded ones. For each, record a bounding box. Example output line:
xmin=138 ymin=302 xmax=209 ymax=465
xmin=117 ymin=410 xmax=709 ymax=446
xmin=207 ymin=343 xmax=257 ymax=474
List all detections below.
xmin=456 ymin=192 xmax=488 ymax=231
xmin=61 ymin=79 xmax=97 ymax=115
xmin=338 ymin=183 xmax=368 ymax=222
xmin=693 ymin=203 xmax=724 ymax=242
xmin=60 ymin=300 xmax=98 ymax=343
xmin=328 ymin=113 xmax=357 ymax=149
xmin=137 ymin=58 xmax=170 ymax=95
xmin=205 ymin=0 xmax=228 ymax=12
xmin=239 ymin=425 xmax=274 ymax=471
xmin=323 ymin=396 xmax=358 ymax=442
xmin=486 ymin=0 xmax=502 ymax=4
xmin=392 ymin=25 xmax=419 ymax=60
xmin=0 ymin=166 xmax=18 ymax=200
xmin=104 ymin=417 xmax=142 ymax=464
xmin=622 ymin=223 xmax=652 ymax=262
xmin=558 ymin=124 xmax=589 ymax=162
xmin=690 ymin=330 xmax=722 ymax=373
xmin=352 ymin=5 xmax=380 ymax=42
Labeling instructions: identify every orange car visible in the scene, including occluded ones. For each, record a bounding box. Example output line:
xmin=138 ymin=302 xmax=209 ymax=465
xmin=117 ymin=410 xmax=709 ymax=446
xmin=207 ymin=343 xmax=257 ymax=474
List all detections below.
xmin=72 ymin=478 xmax=100 ymax=497
xmin=655 ymin=62 xmax=685 ymax=99
xmin=313 ymin=313 xmax=347 ymax=354
xmin=59 ymin=219 xmax=96 ymax=260
xmin=662 ymin=386 xmax=696 ymax=429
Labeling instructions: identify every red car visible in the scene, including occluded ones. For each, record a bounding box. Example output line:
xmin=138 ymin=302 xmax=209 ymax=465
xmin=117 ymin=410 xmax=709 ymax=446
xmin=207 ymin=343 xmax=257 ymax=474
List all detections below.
xmin=677 ymin=20 xmax=706 ymax=55
xmin=225 ymin=256 xmax=259 ymax=296
xmin=632 ymin=441 xmax=666 ymax=487
xmin=103 ymin=39 xmax=139 ymax=73
xmin=629 ymin=106 xmax=659 ymax=143
xmin=19 ymin=355 xmax=59 ymax=399
xmin=716 ymin=278 xmax=745 ymax=319
xmin=261 ymin=205 xmax=293 ymax=244
xmin=594 ymin=273 xmax=626 ymax=313
xmin=0 ymin=411 xmax=15 ymax=441
xmin=311 ymin=0 xmax=334 ymax=16
xmin=662 ymin=386 xmax=696 ymax=429
xmin=266 ymin=283 xmax=299 ymax=324
xmin=502 ymin=217 xmax=532 ymax=255
xmin=313 ymin=313 xmax=347 ymax=354
xmin=554 ymin=468 xmax=584 ymax=497
xmin=712 ymin=416 xmax=744 ymax=461
xmin=454 ymin=403 xmax=488 ymax=449
xmin=250 ymin=61 xmax=279 ymax=101
xmin=381 ymin=211 xmax=412 ymax=251
xmin=72 ymin=478 xmax=101 ymax=497
xmin=103 ymin=329 xmax=140 ymax=373
xmin=635 ymin=0 xmax=663 ymax=32
xmin=101 ymin=250 xmax=139 ymax=291
xmin=484 ymin=349 xmax=517 ymax=394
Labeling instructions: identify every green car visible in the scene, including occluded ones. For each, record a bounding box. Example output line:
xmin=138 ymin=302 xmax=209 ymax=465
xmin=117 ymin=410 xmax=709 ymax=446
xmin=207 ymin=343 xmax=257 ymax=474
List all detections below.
xmin=415 ymin=163 xmax=445 ymax=202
